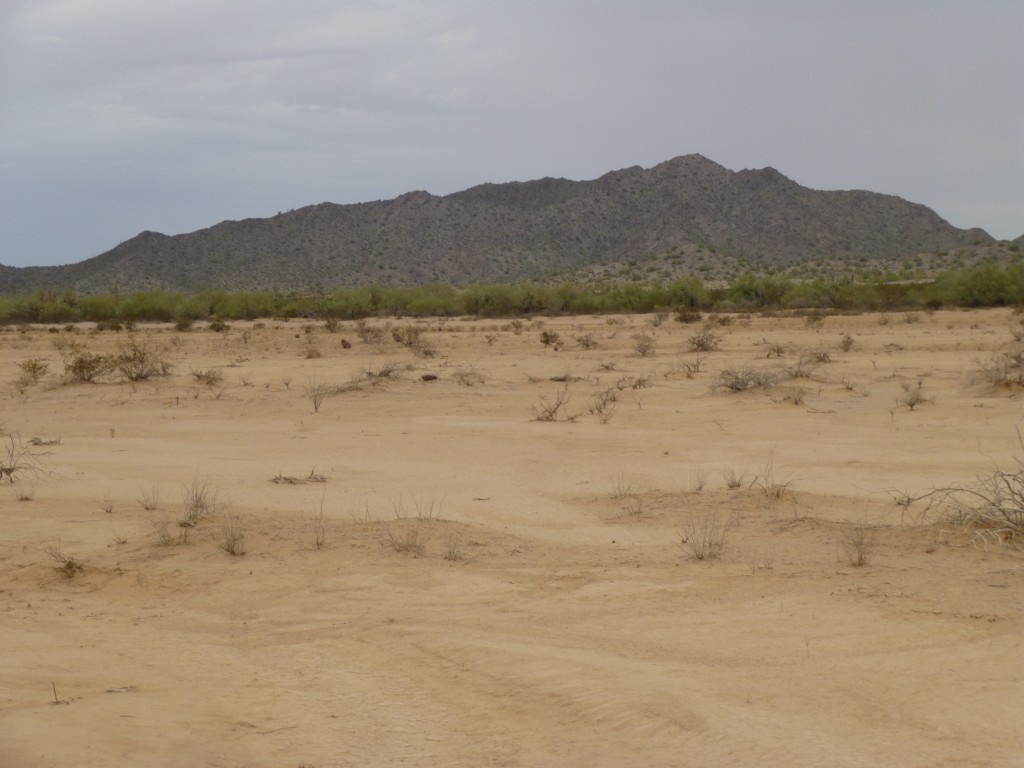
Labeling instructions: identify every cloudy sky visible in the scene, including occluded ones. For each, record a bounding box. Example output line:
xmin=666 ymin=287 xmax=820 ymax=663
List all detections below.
xmin=1 ymin=1 xmax=1020 ymax=268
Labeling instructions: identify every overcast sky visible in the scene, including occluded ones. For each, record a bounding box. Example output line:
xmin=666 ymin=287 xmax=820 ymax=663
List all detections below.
xmin=1 ymin=1 xmax=1021 ymax=268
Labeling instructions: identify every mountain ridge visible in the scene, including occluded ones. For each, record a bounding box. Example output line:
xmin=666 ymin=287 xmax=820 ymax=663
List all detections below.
xmin=0 ymin=154 xmax=1005 ymax=295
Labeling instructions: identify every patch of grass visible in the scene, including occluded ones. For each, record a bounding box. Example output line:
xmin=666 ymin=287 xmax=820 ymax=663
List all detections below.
xmin=679 ymin=513 xmax=729 ymax=560
xmin=44 ymin=541 xmax=84 ymax=578
xmin=182 ymin=478 xmax=217 ymax=523
xmin=839 ymin=522 xmax=875 ymax=567
xmin=384 ymin=522 xmax=425 ymax=555
xmin=712 ymin=368 xmax=777 ymax=393
xmin=216 ymin=513 xmax=247 ymax=556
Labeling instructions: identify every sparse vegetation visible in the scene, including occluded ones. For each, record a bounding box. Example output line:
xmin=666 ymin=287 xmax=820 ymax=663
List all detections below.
xmin=840 ymin=523 xmax=875 ymax=566
xmin=679 ymin=513 xmax=729 ymax=560
xmin=216 ymin=513 xmax=247 ymax=556
xmin=43 ymin=541 xmax=84 ymax=578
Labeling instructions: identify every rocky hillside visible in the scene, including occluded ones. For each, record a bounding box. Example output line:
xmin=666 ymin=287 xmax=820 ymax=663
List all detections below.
xmin=0 ymin=155 xmax=997 ymax=295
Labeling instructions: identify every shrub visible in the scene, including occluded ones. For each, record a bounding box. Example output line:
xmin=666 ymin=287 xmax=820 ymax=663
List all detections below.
xmin=216 ymin=513 xmax=247 ymax=556
xmin=63 ymin=351 xmax=112 ymax=382
xmin=679 ymin=513 xmax=728 ymax=560
xmin=712 ymin=368 xmax=777 ymax=392
xmin=17 ymin=358 xmax=49 ymax=385
xmin=688 ymin=329 xmax=721 ymax=352
xmin=112 ymin=336 xmax=171 ymax=381
xmin=631 ymin=331 xmax=656 ymax=357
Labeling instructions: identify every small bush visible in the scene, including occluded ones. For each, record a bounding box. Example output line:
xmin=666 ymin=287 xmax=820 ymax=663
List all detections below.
xmin=191 ymin=368 xmax=224 ymax=386
xmin=113 ymin=336 xmax=171 ymax=381
xmin=688 ymin=329 xmax=721 ymax=352
xmin=217 ymin=513 xmax=247 ymax=556
xmin=63 ymin=351 xmax=112 ymax=382
xmin=631 ymin=331 xmax=656 ymax=357
xmin=17 ymin=358 xmax=49 ymax=385
xmin=712 ymin=368 xmax=777 ymax=392
xmin=679 ymin=514 xmax=728 ymax=560
xmin=840 ymin=523 xmax=875 ymax=566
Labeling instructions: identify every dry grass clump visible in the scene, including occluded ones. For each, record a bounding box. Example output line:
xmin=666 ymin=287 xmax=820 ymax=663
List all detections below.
xmin=17 ymin=358 xmax=49 ymax=387
xmin=216 ymin=513 xmax=247 ymax=556
xmin=182 ymin=478 xmax=217 ymax=523
xmin=587 ymin=387 xmax=618 ymax=423
xmin=451 ymin=365 xmax=488 ymax=386
xmin=712 ymin=368 xmax=777 ymax=393
xmin=679 ymin=513 xmax=729 ymax=560
xmin=839 ymin=523 xmax=875 ymax=566
xmin=687 ymin=328 xmax=721 ymax=352
xmin=272 ymin=468 xmax=327 ymax=484
xmin=1 ymin=435 xmax=51 ymax=483
xmin=303 ymin=376 xmax=332 ymax=412
xmin=62 ymin=350 xmax=113 ymax=382
xmin=531 ymin=385 xmax=580 ymax=422
xmin=44 ymin=541 xmax=84 ymax=578
xmin=191 ymin=368 xmax=224 ymax=386
xmin=898 ymin=380 xmax=930 ymax=410
xmin=384 ymin=522 xmax=425 ymax=555
xmin=972 ymin=347 xmax=1024 ymax=391
xmin=112 ymin=336 xmax=172 ymax=381
xmin=631 ymin=331 xmax=656 ymax=357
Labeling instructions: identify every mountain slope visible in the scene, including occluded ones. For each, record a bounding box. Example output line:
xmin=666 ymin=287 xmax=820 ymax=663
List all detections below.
xmin=0 ymin=155 xmax=995 ymax=295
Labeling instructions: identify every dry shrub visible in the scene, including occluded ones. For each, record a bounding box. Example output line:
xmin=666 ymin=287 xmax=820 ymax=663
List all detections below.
xmin=688 ymin=329 xmax=721 ymax=352
xmin=44 ymin=541 xmax=84 ymax=578
xmin=972 ymin=347 xmax=1024 ymax=391
xmin=679 ymin=513 xmax=728 ymax=560
xmin=839 ymin=523 xmax=875 ymax=566
xmin=712 ymin=368 xmax=777 ymax=393
xmin=217 ymin=513 xmax=247 ymax=556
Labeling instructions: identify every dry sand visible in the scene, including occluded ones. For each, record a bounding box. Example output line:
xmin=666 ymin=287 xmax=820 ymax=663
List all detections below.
xmin=1 ymin=308 xmax=1022 ymax=767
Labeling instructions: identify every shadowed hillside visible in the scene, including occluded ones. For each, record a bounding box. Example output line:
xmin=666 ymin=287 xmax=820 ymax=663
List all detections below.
xmin=0 ymin=155 xmax=998 ymax=295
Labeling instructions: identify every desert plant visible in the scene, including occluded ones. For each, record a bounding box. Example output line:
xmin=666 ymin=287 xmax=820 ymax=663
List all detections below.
xmin=17 ymin=358 xmax=49 ymax=385
xmin=689 ymin=465 xmax=709 ymax=492
xmin=443 ymin=530 xmax=462 ymax=561
xmin=182 ymin=477 xmax=216 ymax=523
xmin=763 ymin=339 xmax=789 ymax=358
xmin=540 ymin=330 xmax=561 ymax=347
xmin=722 ymin=467 xmax=746 ymax=490
xmin=62 ymin=350 xmax=112 ymax=382
xmin=191 ymin=368 xmax=224 ymax=386
xmin=679 ymin=513 xmax=728 ymax=560
xmin=452 ymin=365 xmax=488 ymax=386
xmin=216 ymin=513 xmax=247 ymax=555
xmin=137 ymin=484 xmax=161 ymax=511
xmin=688 ymin=328 xmax=721 ymax=352
xmin=587 ymin=387 xmax=618 ymax=423
xmin=971 ymin=347 xmax=1024 ymax=391
xmin=303 ymin=376 xmax=331 ymax=413
xmin=840 ymin=334 xmax=855 ymax=352
xmin=712 ymin=368 xmax=777 ymax=393
xmin=312 ymin=494 xmax=328 ymax=549
xmin=753 ymin=448 xmax=792 ymax=499
xmin=384 ymin=522 xmax=424 ymax=555
xmin=530 ymin=385 xmax=579 ymax=422
xmin=149 ymin=513 xmax=190 ymax=545
xmin=44 ymin=541 xmax=84 ymax=578
xmin=898 ymin=380 xmax=929 ymax=410
xmin=631 ymin=331 xmax=656 ymax=357
xmin=1 ymin=435 xmax=50 ymax=483
xmin=675 ymin=308 xmax=703 ymax=324
xmin=839 ymin=523 xmax=875 ymax=566
xmin=112 ymin=336 xmax=171 ymax=381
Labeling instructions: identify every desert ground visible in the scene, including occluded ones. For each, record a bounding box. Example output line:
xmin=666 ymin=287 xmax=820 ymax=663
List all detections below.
xmin=1 ymin=308 xmax=1022 ymax=767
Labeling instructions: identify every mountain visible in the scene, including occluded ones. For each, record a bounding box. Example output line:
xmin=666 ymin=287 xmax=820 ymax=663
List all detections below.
xmin=0 ymin=155 xmax=998 ymax=295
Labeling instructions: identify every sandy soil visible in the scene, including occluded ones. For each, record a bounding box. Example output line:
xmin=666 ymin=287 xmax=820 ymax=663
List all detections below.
xmin=1 ymin=308 xmax=1022 ymax=767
